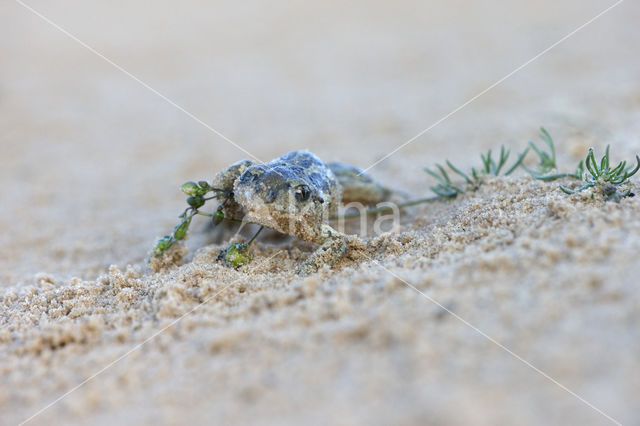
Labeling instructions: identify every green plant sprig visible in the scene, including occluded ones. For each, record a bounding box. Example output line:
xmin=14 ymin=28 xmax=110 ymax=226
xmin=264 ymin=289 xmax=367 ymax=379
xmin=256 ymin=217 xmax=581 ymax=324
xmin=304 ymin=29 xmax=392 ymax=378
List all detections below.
xmin=560 ymin=145 xmax=640 ymax=202
xmin=527 ymin=127 xmax=556 ymax=174
xmin=150 ymin=180 xmax=230 ymax=258
xmin=425 ymin=145 xmax=529 ymax=198
xmin=522 ymin=127 xmax=583 ymax=182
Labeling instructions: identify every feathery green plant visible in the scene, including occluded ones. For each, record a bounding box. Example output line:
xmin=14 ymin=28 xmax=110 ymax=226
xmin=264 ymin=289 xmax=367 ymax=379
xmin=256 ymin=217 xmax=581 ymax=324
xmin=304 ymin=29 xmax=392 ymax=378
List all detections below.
xmin=425 ymin=145 xmax=529 ymax=198
xmin=560 ymin=145 xmax=640 ymax=202
xmin=527 ymin=127 xmax=557 ymax=174
xmin=523 ymin=127 xmax=583 ymax=181
xmin=150 ymin=181 xmax=230 ymax=258
xmin=150 ymin=179 xmax=265 ymax=265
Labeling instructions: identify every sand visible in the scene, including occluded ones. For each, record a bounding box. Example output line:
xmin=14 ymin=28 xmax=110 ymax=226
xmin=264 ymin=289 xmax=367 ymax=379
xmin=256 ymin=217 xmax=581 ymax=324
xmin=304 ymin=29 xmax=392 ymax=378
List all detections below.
xmin=2 ymin=1 xmax=640 ymax=425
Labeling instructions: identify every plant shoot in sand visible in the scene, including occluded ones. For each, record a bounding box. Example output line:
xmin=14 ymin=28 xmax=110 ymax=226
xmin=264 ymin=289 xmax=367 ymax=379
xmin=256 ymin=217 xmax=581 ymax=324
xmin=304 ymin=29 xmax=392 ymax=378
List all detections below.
xmin=559 ymin=145 xmax=640 ymax=202
xmin=424 ymin=145 xmax=528 ymax=198
xmin=521 ymin=127 xmax=584 ymax=181
xmin=424 ymin=127 xmax=638 ymax=202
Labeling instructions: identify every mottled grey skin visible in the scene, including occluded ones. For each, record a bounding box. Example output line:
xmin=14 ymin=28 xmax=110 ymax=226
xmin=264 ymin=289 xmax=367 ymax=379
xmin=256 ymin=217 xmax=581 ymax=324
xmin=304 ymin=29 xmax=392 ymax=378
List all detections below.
xmin=212 ymin=150 xmax=389 ymax=275
xmin=327 ymin=162 xmax=391 ymax=204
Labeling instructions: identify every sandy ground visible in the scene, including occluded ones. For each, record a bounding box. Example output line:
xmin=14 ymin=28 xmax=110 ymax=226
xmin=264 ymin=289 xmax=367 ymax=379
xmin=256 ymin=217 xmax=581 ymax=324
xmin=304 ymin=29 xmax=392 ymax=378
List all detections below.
xmin=2 ymin=0 xmax=640 ymax=424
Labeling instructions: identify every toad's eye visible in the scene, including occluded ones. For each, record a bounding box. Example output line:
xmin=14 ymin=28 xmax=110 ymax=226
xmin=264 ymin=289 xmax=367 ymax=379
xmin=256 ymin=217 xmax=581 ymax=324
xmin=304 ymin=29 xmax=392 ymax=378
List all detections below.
xmin=294 ymin=184 xmax=311 ymax=202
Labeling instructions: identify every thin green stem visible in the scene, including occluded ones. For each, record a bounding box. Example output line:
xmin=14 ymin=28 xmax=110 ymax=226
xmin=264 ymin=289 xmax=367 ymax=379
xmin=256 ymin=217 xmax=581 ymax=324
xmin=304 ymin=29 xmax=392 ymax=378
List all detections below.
xmin=195 ymin=210 xmax=255 ymax=225
xmin=247 ymin=226 xmax=265 ymax=245
xmin=531 ymin=172 xmax=572 ymax=181
xmin=446 ymin=160 xmax=474 ymax=184
xmin=505 ymin=147 xmax=530 ymax=176
xmin=330 ymin=196 xmax=441 ymax=221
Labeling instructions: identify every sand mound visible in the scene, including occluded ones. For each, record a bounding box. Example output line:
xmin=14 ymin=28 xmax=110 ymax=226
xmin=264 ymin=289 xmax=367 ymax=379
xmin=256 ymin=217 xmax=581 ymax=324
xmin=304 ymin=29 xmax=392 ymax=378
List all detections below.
xmin=3 ymin=177 xmax=639 ymax=425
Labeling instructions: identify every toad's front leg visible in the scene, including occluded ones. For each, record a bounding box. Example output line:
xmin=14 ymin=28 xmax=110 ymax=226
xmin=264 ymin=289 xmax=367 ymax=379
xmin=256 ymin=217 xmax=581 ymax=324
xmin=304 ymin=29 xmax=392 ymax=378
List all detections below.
xmin=297 ymin=224 xmax=348 ymax=276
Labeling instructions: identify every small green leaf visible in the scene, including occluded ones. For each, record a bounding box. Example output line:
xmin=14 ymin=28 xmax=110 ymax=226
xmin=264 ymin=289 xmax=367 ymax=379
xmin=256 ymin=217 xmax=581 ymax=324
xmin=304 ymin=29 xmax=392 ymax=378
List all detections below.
xmin=213 ymin=209 xmax=224 ymax=226
xmin=505 ymin=147 xmax=530 ymax=176
xmin=626 ymin=155 xmax=640 ymax=178
xmin=220 ymin=243 xmax=251 ymax=268
xmin=187 ymin=195 xmax=205 ymax=209
xmin=435 ymin=164 xmax=450 ymax=183
xmin=586 ymin=148 xmax=598 ymax=177
xmin=446 ymin=160 xmax=474 ymax=184
xmin=173 ymin=216 xmax=192 ymax=240
xmin=559 ymin=186 xmax=574 ymax=195
xmin=181 ymin=181 xmax=201 ymax=196
xmin=151 ymin=235 xmax=174 ymax=257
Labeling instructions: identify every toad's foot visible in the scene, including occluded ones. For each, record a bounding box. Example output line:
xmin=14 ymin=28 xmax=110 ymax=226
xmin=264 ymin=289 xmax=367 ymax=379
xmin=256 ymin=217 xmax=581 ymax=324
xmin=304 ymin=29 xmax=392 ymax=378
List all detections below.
xmin=296 ymin=224 xmax=348 ymax=276
xmin=297 ymin=236 xmax=348 ymax=276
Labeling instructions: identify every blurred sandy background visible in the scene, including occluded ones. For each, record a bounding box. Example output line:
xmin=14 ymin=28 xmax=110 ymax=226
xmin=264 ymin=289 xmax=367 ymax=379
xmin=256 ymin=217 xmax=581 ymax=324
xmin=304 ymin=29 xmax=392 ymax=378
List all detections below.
xmin=1 ymin=0 xmax=640 ymax=424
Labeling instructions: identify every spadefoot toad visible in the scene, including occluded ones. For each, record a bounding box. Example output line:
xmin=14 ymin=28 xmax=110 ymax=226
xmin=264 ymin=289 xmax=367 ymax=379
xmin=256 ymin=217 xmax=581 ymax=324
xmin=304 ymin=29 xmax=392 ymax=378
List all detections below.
xmin=212 ymin=150 xmax=390 ymax=274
